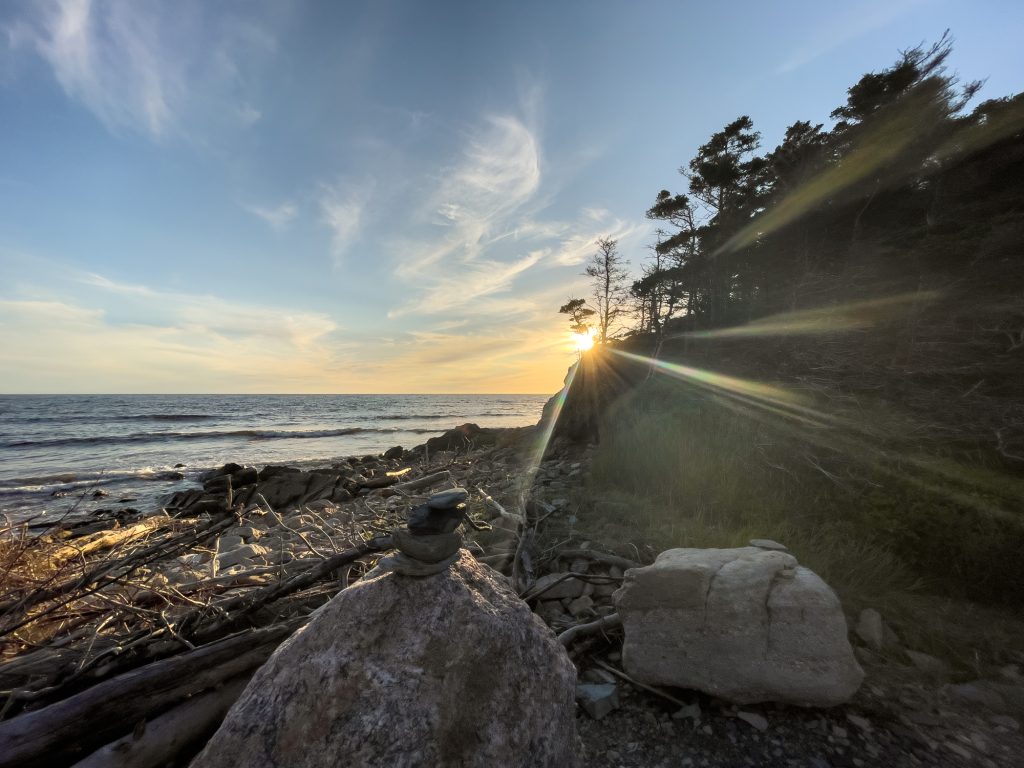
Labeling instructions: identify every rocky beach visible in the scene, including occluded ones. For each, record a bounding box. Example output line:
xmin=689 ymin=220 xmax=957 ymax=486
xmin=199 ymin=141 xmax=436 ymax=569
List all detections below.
xmin=3 ymin=3 xmax=1023 ymax=765
xmin=1 ymin=414 xmax=1022 ymax=767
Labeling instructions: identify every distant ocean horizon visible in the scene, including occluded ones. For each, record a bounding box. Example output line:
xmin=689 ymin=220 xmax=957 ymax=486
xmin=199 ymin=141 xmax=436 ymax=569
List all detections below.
xmin=0 ymin=394 xmax=549 ymax=523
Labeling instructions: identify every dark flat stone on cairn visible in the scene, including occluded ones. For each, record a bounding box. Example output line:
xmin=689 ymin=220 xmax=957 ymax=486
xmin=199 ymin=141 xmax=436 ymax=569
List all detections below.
xmin=427 ymin=487 xmax=469 ymax=509
xmin=407 ymin=489 xmax=470 ymax=536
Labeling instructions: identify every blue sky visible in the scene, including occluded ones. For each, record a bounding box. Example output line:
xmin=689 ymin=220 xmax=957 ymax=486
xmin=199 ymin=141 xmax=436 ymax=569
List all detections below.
xmin=1 ymin=0 xmax=1022 ymax=393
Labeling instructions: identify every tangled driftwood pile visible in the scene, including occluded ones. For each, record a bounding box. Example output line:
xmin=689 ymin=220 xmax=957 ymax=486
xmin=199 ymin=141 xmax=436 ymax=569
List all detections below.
xmin=0 ymin=427 xmax=638 ymax=767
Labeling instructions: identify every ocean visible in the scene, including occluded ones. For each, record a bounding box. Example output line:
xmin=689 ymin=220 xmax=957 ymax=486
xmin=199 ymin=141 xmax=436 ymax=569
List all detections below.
xmin=0 ymin=394 xmax=548 ymax=523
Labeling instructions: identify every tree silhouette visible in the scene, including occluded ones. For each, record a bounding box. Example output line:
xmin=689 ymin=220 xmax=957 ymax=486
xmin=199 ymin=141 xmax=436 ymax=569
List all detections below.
xmin=558 ymin=298 xmax=595 ymax=335
xmin=585 ymin=238 xmax=630 ymax=344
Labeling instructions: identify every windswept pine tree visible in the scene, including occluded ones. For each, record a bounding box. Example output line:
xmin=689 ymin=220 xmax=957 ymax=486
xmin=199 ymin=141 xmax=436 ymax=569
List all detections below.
xmin=633 ymin=34 xmax=1023 ymax=335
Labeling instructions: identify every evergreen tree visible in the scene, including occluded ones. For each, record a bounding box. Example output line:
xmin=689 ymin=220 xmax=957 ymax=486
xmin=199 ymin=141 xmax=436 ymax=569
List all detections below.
xmin=558 ymin=298 xmax=595 ymax=335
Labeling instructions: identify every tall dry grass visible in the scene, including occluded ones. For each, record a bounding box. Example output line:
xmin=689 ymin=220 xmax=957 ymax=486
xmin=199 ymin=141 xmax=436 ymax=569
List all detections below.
xmin=577 ymin=378 xmax=1024 ymax=669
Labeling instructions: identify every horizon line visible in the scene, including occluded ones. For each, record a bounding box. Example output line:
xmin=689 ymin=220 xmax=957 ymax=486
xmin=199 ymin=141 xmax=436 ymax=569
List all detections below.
xmin=0 ymin=392 xmax=553 ymax=397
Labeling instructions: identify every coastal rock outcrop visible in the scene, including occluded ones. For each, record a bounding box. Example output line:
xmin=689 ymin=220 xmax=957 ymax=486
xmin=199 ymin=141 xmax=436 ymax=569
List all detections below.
xmin=613 ymin=546 xmax=863 ymax=707
xmin=165 ymin=462 xmax=396 ymax=515
xmin=194 ymin=551 xmax=580 ymax=768
xmin=420 ymin=423 xmax=497 ymax=454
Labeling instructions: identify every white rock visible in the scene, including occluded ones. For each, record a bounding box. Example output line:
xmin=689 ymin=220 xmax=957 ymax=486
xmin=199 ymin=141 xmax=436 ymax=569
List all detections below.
xmin=304 ymin=499 xmax=336 ymax=513
xmin=196 ymin=551 xmax=580 ymax=767
xmin=613 ymin=547 xmax=863 ymax=707
xmin=737 ymin=711 xmax=768 ymax=731
xmin=576 ymin=683 xmax=619 ymax=720
xmin=905 ymin=649 xmax=949 ymax=677
xmin=233 ymin=526 xmax=261 ymax=541
xmin=532 ymin=573 xmax=587 ymax=599
xmin=855 ymin=608 xmax=886 ymax=651
xmin=178 ymin=552 xmax=211 ymax=567
xmin=215 ymin=544 xmax=268 ymax=569
xmin=216 ymin=535 xmax=245 ymax=550
xmin=672 ymin=702 xmax=701 ymax=721
xmin=567 ymin=595 xmax=594 ymax=618
xmin=281 ymin=514 xmax=313 ymax=529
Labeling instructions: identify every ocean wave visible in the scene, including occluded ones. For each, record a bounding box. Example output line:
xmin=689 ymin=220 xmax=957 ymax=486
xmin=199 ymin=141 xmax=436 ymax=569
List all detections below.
xmin=2 ymin=426 xmax=442 ymax=450
xmin=0 ymin=467 xmax=193 ymax=495
xmin=138 ymin=414 xmax=218 ymax=421
xmin=7 ymin=413 xmax=218 ymax=425
xmin=366 ymin=412 xmax=517 ymax=420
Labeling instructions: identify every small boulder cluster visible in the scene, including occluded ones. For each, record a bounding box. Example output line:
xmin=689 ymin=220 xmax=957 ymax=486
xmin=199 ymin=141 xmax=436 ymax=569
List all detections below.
xmin=165 ymin=451 xmax=411 ymax=516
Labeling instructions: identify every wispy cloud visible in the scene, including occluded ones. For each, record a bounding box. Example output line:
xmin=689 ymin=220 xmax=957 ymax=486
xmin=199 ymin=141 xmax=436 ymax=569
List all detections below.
xmin=4 ymin=0 xmax=276 ymax=140
xmin=78 ymin=272 xmax=337 ymax=347
xmin=319 ymin=184 xmax=366 ymax=263
xmin=550 ymin=208 xmax=646 ymax=266
xmin=0 ymin=255 xmax=590 ymax=392
xmin=243 ymin=201 xmax=297 ymax=231
xmin=0 ymin=273 xmax=342 ymax=392
xmin=396 ymin=113 xmax=541 ymax=277
xmin=389 ymin=249 xmax=546 ymax=318
xmin=385 ymin=97 xmax=647 ymax=351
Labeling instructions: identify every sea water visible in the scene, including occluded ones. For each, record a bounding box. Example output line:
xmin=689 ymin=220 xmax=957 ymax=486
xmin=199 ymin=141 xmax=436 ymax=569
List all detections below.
xmin=0 ymin=394 xmax=547 ymax=523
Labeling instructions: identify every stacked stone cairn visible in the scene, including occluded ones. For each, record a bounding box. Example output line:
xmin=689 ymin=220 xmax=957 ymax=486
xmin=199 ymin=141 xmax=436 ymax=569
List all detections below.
xmin=373 ymin=487 xmax=480 ymax=577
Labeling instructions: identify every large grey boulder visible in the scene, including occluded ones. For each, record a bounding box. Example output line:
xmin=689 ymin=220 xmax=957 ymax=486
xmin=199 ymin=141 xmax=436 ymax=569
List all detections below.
xmin=614 ymin=547 xmax=863 ymax=707
xmin=194 ymin=551 xmax=580 ymax=767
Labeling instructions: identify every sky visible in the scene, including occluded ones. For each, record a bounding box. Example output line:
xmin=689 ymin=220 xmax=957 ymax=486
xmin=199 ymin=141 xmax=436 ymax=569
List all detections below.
xmin=1 ymin=0 xmax=1022 ymax=394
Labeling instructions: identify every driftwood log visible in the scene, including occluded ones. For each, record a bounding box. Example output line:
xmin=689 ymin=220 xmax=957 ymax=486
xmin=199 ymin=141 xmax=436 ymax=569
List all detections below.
xmin=70 ymin=674 xmax=251 ymax=768
xmin=49 ymin=519 xmax=167 ymax=567
xmin=0 ymin=621 xmax=299 ymax=768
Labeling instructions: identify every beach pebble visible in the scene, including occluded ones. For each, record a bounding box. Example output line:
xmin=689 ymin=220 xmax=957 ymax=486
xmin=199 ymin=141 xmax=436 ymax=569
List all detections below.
xmin=233 ymin=526 xmax=261 ymax=541
xmin=737 ymin=711 xmax=769 ymax=731
xmin=568 ymin=595 xmax=595 ymax=618
xmin=576 ymin=683 xmax=620 ymax=720
xmin=217 ymin=544 xmax=269 ymax=569
xmin=531 ymin=573 xmax=587 ymax=599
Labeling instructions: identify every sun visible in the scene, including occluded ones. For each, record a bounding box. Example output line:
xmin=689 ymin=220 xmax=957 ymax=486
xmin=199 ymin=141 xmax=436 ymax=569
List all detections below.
xmin=571 ymin=328 xmax=596 ymax=352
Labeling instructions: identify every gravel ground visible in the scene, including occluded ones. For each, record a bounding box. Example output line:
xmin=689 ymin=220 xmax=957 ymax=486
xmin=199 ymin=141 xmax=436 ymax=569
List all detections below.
xmin=575 ymin=668 xmax=1024 ymax=767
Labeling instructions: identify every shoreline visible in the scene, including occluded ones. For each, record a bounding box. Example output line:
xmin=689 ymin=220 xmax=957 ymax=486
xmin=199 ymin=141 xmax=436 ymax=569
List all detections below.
xmin=0 ymin=393 xmax=551 ymax=525
xmin=0 ymin=416 xmax=548 ymax=526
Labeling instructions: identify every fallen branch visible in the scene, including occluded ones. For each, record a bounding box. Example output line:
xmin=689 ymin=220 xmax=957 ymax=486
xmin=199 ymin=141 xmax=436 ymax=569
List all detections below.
xmin=557 ymin=612 xmax=621 ymax=647
xmin=521 ymin=572 xmax=619 ymax=602
xmin=589 ymin=657 xmax=687 ymax=708
xmin=392 ymin=471 xmax=451 ymax=495
xmin=557 ymin=549 xmax=641 ymax=571
xmin=475 ymin=486 xmax=524 ymax=525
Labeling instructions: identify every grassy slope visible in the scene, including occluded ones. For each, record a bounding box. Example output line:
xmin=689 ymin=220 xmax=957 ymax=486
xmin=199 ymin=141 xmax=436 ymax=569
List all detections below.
xmin=558 ymin=358 xmax=1024 ymax=670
